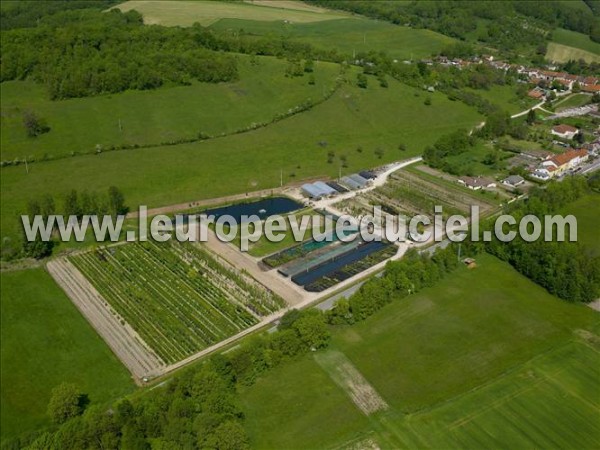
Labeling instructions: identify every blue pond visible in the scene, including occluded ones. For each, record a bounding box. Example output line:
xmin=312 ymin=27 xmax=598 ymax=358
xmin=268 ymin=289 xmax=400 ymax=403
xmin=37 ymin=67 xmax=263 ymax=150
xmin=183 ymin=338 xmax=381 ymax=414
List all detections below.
xmin=203 ymin=197 xmax=302 ymax=223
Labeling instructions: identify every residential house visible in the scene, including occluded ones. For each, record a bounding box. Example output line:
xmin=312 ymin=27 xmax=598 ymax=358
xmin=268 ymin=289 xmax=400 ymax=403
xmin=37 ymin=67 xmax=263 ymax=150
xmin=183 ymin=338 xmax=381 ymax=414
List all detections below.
xmin=502 ymin=175 xmax=525 ymax=187
xmin=457 ymin=176 xmax=496 ymax=190
xmin=551 ymin=124 xmax=579 ymax=140
xmin=531 ymin=149 xmax=589 ymax=180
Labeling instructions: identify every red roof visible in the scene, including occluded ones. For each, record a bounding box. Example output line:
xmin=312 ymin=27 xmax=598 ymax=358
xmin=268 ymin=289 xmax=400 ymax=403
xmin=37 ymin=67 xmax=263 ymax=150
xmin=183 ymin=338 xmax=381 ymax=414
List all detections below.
xmin=550 ymin=149 xmax=587 ymax=167
xmin=552 ymin=124 xmax=578 ymax=134
xmin=527 ymin=89 xmax=544 ymax=98
xmin=582 ymin=84 xmax=600 ymax=93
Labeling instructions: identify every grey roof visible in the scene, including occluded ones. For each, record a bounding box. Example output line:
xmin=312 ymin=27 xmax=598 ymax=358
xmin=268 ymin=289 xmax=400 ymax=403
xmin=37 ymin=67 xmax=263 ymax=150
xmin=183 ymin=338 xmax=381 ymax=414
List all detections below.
xmin=313 ymin=181 xmax=338 ymax=196
xmin=504 ymin=175 xmax=524 ymax=185
xmin=301 ymin=183 xmax=326 ymax=198
xmin=340 ymin=176 xmax=361 ymax=190
xmin=348 ymin=174 xmax=369 ymax=187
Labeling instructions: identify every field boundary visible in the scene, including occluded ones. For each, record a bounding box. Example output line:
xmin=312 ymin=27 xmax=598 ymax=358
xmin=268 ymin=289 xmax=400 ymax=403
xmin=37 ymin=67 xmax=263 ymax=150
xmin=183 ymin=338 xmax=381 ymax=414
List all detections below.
xmin=47 ymin=259 xmax=164 ymax=381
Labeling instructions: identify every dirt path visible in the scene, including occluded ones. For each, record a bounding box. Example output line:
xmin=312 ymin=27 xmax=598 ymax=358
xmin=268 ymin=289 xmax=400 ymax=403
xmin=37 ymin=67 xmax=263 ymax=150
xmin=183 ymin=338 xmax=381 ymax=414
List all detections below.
xmin=315 ymin=350 xmax=388 ymax=415
xmin=47 ymin=259 xmax=164 ymax=381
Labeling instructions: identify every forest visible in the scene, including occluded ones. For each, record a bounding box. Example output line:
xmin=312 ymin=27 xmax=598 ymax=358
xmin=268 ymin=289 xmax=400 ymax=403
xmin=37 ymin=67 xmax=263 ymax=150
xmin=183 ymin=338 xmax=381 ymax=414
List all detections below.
xmin=0 ymin=9 xmax=238 ymax=99
xmin=475 ymin=176 xmax=600 ymax=303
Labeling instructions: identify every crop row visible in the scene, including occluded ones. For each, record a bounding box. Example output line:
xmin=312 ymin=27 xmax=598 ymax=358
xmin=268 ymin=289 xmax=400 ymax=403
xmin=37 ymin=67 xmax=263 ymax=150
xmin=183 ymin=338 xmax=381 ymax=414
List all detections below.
xmin=69 ymin=241 xmax=278 ymax=364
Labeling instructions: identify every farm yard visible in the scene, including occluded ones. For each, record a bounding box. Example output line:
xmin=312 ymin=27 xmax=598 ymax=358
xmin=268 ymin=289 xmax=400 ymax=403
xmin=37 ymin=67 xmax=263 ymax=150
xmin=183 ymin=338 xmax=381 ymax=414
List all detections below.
xmin=63 ymin=241 xmax=285 ymax=370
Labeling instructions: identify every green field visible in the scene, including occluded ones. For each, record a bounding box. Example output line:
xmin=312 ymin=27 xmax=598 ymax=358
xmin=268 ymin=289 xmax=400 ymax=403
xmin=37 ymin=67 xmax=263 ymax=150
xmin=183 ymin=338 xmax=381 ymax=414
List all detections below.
xmin=0 ymin=268 xmax=134 ymax=441
xmin=114 ymin=0 xmax=348 ymax=26
xmin=552 ymin=28 xmax=600 ymax=56
xmin=211 ymin=17 xmax=456 ymax=61
xmin=1 ymin=74 xmax=482 ymax=247
xmin=562 ymin=192 xmax=600 ymax=257
xmin=0 ymin=56 xmax=339 ymax=162
xmin=239 ymin=254 xmax=600 ymax=448
xmin=547 ymin=29 xmax=600 ymax=63
xmin=466 ymin=85 xmax=538 ymax=115
xmin=555 ymin=93 xmax=592 ymax=111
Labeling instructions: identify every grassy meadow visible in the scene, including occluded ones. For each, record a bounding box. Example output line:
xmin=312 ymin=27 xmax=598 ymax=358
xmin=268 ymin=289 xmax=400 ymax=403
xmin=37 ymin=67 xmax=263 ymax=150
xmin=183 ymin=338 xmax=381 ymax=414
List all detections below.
xmin=0 ymin=268 xmax=134 ymax=441
xmin=1 ymin=73 xmax=482 ymax=247
xmin=211 ymin=17 xmax=456 ymax=61
xmin=562 ymin=192 xmax=600 ymax=257
xmin=0 ymin=56 xmax=340 ymax=162
xmin=555 ymin=93 xmax=592 ymax=111
xmin=114 ymin=0 xmax=348 ymax=26
xmin=239 ymin=254 xmax=600 ymax=449
xmin=466 ymin=85 xmax=538 ymax=115
xmin=547 ymin=29 xmax=600 ymax=63
xmin=552 ymin=28 xmax=600 ymax=56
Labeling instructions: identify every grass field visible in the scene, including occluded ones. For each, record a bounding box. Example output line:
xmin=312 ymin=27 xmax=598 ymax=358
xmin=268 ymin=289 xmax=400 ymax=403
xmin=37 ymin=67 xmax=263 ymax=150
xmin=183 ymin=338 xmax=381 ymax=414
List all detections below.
xmin=0 ymin=268 xmax=134 ymax=441
xmin=114 ymin=0 xmax=348 ymax=26
xmin=0 ymin=56 xmax=340 ymax=162
xmin=239 ymin=254 xmax=600 ymax=448
xmin=1 ymin=74 xmax=482 ymax=248
xmin=555 ymin=93 xmax=592 ymax=111
xmin=546 ymin=29 xmax=600 ymax=63
xmin=466 ymin=85 xmax=538 ymax=115
xmin=211 ymin=17 xmax=456 ymax=61
xmin=562 ymin=192 xmax=600 ymax=257
xmin=552 ymin=28 xmax=600 ymax=56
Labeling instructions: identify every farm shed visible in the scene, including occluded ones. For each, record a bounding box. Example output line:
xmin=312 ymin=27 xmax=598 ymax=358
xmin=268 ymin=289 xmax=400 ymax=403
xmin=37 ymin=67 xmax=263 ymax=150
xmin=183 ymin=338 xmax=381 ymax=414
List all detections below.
xmin=313 ymin=181 xmax=338 ymax=196
xmin=348 ymin=174 xmax=369 ymax=188
xmin=340 ymin=176 xmax=362 ymax=190
xmin=326 ymin=181 xmax=348 ymax=193
xmin=301 ymin=183 xmax=326 ymax=199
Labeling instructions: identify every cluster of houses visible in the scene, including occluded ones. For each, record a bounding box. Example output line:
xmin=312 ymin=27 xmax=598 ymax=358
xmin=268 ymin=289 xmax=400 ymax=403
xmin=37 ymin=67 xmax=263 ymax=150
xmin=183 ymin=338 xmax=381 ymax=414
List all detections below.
xmin=525 ymin=70 xmax=600 ymax=93
xmin=457 ymin=174 xmax=526 ymax=190
xmin=428 ymin=54 xmax=600 ymax=97
xmin=301 ymin=171 xmax=376 ymax=199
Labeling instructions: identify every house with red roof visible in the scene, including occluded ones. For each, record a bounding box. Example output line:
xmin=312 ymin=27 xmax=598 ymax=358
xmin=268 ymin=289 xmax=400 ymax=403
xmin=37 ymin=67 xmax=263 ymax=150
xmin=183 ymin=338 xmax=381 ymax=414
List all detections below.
xmin=531 ymin=149 xmax=588 ymax=180
xmin=551 ymin=124 xmax=579 ymax=140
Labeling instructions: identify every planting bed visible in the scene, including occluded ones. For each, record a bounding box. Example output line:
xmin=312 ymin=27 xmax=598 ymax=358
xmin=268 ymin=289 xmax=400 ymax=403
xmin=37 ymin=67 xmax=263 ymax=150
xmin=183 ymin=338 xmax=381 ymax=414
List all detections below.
xmin=293 ymin=241 xmax=397 ymax=292
xmin=69 ymin=241 xmax=284 ymax=366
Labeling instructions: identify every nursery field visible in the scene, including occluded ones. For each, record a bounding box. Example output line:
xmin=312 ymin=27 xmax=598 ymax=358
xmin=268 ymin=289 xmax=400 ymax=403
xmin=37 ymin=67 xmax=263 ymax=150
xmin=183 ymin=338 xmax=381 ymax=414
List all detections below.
xmin=1 ymin=75 xmax=482 ymax=250
xmin=0 ymin=56 xmax=340 ymax=162
xmin=1 ymin=268 xmax=133 ymax=441
xmin=69 ymin=241 xmax=284 ymax=365
xmin=240 ymin=254 xmax=600 ymax=449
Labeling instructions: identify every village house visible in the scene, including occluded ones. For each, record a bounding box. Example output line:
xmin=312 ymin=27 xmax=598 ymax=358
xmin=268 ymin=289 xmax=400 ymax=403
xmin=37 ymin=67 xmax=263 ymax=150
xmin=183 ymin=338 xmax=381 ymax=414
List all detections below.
xmin=531 ymin=148 xmax=589 ymax=180
xmin=457 ymin=176 xmax=496 ymax=190
xmin=551 ymin=124 xmax=579 ymax=140
xmin=527 ymin=88 xmax=544 ymax=99
xmin=502 ymin=175 xmax=525 ymax=187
